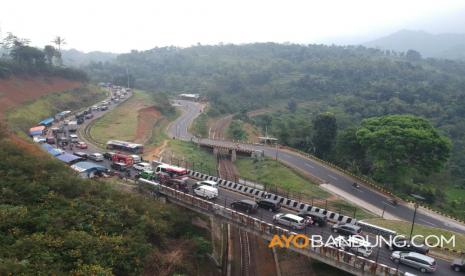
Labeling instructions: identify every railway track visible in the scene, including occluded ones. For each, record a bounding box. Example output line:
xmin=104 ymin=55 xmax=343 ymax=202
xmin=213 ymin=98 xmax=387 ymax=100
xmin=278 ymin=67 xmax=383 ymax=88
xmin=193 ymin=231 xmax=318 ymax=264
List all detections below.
xmin=218 ymin=153 xmax=253 ymax=276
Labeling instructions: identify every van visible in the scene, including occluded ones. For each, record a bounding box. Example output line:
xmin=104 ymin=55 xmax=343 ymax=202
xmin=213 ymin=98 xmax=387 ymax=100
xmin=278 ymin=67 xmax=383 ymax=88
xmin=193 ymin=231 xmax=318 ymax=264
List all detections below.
xmin=231 ymin=199 xmax=258 ymax=214
xmin=111 ymin=162 xmax=129 ymax=172
xmin=193 ymin=185 xmax=218 ymax=200
xmin=130 ymin=155 xmax=142 ymax=163
xmin=69 ymin=134 xmax=78 ymax=143
xmin=391 ymin=251 xmax=437 ymax=273
xmin=194 ymin=180 xmax=218 ymax=189
xmin=88 ymin=153 xmax=104 ymax=162
xmin=297 ymin=210 xmax=328 ymax=227
xmin=273 ymin=213 xmax=307 ymax=230
xmin=256 ymin=198 xmax=281 ymax=212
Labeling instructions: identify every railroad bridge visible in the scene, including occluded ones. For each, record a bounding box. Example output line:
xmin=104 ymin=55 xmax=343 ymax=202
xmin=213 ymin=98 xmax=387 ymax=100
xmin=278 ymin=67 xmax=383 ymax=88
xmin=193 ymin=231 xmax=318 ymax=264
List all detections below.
xmin=195 ymin=139 xmax=263 ymax=161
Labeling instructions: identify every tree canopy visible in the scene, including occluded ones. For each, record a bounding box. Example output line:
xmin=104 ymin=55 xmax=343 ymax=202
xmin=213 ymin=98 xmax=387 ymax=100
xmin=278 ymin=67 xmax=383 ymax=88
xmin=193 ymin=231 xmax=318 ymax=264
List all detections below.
xmin=356 ymin=115 xmax=451 ymax=183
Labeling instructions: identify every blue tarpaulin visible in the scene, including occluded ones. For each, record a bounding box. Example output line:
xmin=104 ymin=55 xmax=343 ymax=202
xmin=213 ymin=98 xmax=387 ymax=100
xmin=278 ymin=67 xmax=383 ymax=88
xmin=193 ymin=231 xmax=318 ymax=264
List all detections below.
xmin=71 ymin=161 xmax=107 ymax=173
xmin=56 ymin=153 xmax=82 ymax=164
xmin=40 ymin=144 xmax=63 ymax=156
xmin=39 ymin=117 xmax=54 ymax=126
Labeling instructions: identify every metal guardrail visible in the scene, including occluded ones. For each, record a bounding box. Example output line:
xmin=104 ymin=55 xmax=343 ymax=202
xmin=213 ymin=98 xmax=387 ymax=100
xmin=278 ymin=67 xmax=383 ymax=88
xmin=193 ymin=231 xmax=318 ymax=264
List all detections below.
xmin=137 ymin=178 xmax=403 ymax=276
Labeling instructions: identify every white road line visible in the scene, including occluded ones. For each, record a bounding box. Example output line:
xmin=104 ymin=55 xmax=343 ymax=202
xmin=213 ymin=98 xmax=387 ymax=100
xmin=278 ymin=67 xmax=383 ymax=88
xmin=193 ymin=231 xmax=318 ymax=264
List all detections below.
xmin=305 ymin=163 xmax=315 ymax=169
xmin=328 ymin=175 xmax=338 ymax=180
xmin=382 ymin=202 xmax=396 ymax=208
xmin=418 ymin=218 xmax=437 ymax=227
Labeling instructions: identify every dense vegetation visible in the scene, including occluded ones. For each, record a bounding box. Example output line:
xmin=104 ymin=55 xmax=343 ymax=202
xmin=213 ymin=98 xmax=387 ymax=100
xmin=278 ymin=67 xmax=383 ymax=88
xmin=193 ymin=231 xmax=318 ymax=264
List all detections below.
xmin=84 ymin=43 xmax=465 ymax=217
xmin=0 ymin=33 xmax=87 ymax=81
xmin=0 ymin=127 xmax=211 ymax=275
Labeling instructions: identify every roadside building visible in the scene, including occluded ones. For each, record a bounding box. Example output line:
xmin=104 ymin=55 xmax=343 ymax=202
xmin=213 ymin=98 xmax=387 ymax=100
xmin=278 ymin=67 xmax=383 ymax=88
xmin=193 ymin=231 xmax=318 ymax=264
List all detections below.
xmin=38 ymin=117 xmax=54 ymax=127
xmin=29 ymin=126 xmax=46 ymax=136
xmin=178 ymin=93 xmax=200 ymax=101
xmin=71 ymin=161 xmax=108 ymax=178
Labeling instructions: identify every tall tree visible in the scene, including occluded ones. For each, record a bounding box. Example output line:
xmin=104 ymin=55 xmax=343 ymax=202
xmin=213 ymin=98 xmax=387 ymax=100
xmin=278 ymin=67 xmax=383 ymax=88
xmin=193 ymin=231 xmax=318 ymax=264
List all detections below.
xmin=356 ymin=115 xmax=451 ymax=183
xmin=312 ymin=112 xmax=337 ymax=158
xmin=287 ymin=99 xmax=297 ymax=113
xmin=52 ymin=36 xmax=66 ymax=65
xmin=43 ymin=45 xmax=58 ymax=65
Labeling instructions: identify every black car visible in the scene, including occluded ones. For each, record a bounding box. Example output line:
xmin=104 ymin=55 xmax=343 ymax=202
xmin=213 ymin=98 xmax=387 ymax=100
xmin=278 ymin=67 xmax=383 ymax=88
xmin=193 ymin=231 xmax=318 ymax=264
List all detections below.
xmin=331 ymin=223 xmax=362 ymax=236
xmin=231 ymin=199 xmax=259 ymax=214
xmin=111 ymin=162 xmax=129 ymax=172
xmin=256 ymin=198 xmax=281 ymax=212
xmin=387 ymin=237 xmax=429 ymax=254
xmin=451 ymin=259 xmax=465 ymax=272
xmin=297 ymin=210 xmax=327 ymax=226
xmin=73 ymin=151 xmax=88 ymax=159
xmin=103 ymin=151 xmax=116 ymax=160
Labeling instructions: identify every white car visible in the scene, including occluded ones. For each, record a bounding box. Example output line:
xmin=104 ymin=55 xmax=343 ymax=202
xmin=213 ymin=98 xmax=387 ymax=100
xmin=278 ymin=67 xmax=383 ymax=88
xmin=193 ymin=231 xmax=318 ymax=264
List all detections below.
xmin=272 ymin=213 xmax=307 ymax=230
xmin=333 ymin=235 xmax=373 ymax=257
xmin=194 ymin=180 xmax=218 ymax=189
xmin=133 ymin=162 xmax=152 ymax=171
xmin=88 ymin=153 xmax=104 ymax=162
xmin=193 ymin=185 xmax=218 ymax=200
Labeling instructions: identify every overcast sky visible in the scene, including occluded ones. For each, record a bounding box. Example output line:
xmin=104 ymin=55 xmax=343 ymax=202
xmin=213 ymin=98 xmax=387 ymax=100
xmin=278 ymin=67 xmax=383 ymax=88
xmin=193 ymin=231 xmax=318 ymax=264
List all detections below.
xmin=1 ymin=0 xmax=465 ymax=53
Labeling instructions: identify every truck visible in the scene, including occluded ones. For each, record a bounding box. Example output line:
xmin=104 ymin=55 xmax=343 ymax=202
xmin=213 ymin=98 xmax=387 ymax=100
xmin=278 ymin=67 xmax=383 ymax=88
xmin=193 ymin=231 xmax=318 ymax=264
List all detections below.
xmin=111 ymin=152 xmax=135 ymax=166
xmin=68 ymin=121 xmax=78 ymax=132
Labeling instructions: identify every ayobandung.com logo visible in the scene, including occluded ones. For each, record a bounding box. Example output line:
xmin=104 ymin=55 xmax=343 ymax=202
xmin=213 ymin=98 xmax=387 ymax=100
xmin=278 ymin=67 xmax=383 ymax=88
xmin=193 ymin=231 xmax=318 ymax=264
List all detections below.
xmin=268 ymin=234 xmax=456 ymax=249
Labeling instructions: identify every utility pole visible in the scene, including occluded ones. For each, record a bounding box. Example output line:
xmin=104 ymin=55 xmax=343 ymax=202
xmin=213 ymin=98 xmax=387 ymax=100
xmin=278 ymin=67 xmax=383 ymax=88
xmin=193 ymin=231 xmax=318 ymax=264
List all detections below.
xmin=126 ymin=68 xmax=130 ymax=89
xmin=409 ymin=203 xmax=419 ymax=239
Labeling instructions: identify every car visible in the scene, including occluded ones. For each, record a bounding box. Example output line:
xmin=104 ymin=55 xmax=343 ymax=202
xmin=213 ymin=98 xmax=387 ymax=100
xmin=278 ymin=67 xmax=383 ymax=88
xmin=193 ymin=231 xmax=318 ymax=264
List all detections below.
xmin=111 ymin=162 xmax=129 ymax=172
xmin=193 ymin=185 xmax=218 ymax=200
xmin=193 ymin=180 xmax=218 ymax=189
xmin=230 ymin=199 xmax=258 ymax=214
xmin=130 ymin=154 xmax=142 ymax=163
xmin=76 ymin=142 xmax=88 ymax=149
xmin=85 ymin=113 xmax=94 ymax=119
xmin=297 ymin=210 xmax=328 ymax=226
xmin=272 ymin=213 xmax=308 ymax=230
xmin=333 ymin=236 xmax=374 ymax=257
xmin=73 ymin=151 xmax=88 ymax=159
xmin=88 ymin=153 xmax=104 ymax=162
xmin=451 ymin=259 xmax=465 ymax=272
xmin=331 ymin=223 xmax=362 ymax=236
xmin=256 ymin=198 xmax=281 ymax=212
xmin=133 ymin=162 xmax=152 ymax=171
xmin=390 ymin=251 xmax=437 ymax=273
xmin=387 ymin=237 xmax=429 ymax=254
xmin=103 ymin=151 xmax=116 ymax=160
xmin=69 ymin=134 xmax=79 ymax=143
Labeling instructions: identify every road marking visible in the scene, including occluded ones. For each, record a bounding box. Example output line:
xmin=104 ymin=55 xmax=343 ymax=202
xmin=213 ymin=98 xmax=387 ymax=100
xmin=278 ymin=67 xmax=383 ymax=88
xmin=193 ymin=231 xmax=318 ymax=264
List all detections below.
xmin=328 ymin=175 xmax=338 ymax=180
xmin=305 ymin=163 xmax=315 ymax=169
xmin=418 ymin=218 xmax=437 ymax=227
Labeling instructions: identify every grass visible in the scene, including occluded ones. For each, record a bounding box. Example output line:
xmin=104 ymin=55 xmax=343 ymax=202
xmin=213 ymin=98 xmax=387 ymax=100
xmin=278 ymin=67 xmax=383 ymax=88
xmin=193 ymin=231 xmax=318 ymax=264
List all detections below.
xmin=235 ymin=157 xmax=329 ymax=198
xmin=6 ymin=84 xmax=106 ymax=134
xmin=445 ymin=186 xmax=465 ymax=202
xmin=190 ymin=113 xmax=208 ymax=138
xmin=163 ymin=140 xmax=217 ymax=175
xmin=365 ymin=218 xmax=465 ymax=253
xmin=90 ymin=90 xmax=154 ymax=143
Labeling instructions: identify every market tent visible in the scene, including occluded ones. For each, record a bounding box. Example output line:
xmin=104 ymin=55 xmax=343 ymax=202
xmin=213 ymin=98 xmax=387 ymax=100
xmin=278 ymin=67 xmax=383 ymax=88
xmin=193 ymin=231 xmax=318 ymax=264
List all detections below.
xmin=56 ymin=153 xmax=83 ymax=164
xmin=39 ymin=117 xmax=54 ymax=126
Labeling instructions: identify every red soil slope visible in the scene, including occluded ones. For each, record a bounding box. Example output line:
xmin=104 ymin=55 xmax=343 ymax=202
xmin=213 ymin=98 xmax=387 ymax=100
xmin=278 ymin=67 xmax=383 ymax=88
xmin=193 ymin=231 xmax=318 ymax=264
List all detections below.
xmin=0 ymin=76 xmax=81 ymax=118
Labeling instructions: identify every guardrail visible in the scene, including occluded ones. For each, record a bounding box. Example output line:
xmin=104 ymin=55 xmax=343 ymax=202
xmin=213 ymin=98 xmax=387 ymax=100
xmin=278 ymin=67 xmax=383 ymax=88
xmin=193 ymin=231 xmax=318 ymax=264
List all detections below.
xmin=137 ymin=178 xmax=403 ymax=276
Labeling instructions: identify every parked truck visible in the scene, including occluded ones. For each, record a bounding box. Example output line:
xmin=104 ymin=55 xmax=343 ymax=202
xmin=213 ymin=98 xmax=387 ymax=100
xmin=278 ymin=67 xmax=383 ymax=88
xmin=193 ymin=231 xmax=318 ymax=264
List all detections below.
xmin=68 ymin=121 xmax=78 ymax=132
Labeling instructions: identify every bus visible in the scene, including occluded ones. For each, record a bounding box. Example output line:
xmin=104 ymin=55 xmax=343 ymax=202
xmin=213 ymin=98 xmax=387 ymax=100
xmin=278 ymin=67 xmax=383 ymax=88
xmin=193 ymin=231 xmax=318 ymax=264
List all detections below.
xmin=154 ymin=163 xmax=188 ymax=179
xmin=106 ymin=140 xmax=144 ymax=154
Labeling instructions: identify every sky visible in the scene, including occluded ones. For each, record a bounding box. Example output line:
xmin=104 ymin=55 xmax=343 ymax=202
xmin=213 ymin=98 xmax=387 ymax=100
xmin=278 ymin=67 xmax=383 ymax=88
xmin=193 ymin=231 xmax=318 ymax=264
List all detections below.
xmin=1 ymin=0 xmax=465 ymax=53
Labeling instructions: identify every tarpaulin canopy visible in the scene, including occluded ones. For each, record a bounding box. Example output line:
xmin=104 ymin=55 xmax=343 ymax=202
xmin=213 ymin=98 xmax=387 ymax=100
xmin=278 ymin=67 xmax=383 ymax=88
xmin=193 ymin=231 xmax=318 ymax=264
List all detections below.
xmin=71 ymin=161 xmax=107 ymax=173
xmin=56 ymin=153 xmax=82 ymax=164
xmin=39 ymin=117 xmax=54 ymax=126
xmin=29 ymin=126 xmax=45 ymax=136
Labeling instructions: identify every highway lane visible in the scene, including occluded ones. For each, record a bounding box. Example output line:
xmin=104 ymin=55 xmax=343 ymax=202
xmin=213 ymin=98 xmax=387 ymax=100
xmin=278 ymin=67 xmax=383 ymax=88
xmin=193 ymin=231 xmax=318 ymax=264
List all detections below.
xmin=171 ymin=100 xmax=465 ymax=235
xmin=65 ymin=96 xmax=459 ymax=275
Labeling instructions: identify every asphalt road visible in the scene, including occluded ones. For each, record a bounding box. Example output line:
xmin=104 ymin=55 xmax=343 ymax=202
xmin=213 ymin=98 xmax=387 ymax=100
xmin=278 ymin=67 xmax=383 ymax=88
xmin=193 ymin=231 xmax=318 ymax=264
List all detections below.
xmin=169 ymin=100 xmax=465 ymax=236
xmin=60 ymin=97 xmax=459 ymax=275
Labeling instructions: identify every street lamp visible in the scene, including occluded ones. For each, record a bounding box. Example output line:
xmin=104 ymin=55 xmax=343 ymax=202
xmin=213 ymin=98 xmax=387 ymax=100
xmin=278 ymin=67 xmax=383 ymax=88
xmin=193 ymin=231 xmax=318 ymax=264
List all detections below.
xmin=409 ymin=194 xmax=425 ymax=240
xmin=275 ymin=139 xmax=279 ymax=161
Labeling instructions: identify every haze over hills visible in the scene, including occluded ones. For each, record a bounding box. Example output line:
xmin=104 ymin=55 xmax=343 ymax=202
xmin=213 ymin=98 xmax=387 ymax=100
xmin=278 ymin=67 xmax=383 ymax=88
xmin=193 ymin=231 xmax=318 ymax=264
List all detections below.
xmin=364 ymin=30 xmax=465 ymax=60
xmin=61 ymin=49 xmax=117 ymax=67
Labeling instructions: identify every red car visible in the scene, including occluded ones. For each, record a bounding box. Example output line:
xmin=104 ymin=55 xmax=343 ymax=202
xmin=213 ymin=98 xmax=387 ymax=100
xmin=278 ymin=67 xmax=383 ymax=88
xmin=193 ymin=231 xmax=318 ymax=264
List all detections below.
xmin=76 ymin=142 xmax=88 ymax=149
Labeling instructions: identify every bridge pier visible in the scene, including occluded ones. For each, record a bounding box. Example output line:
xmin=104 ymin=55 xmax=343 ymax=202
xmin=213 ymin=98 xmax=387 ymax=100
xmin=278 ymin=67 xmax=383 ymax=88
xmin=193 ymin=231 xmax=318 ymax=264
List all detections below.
xmin=213 ymin=148 xmax=219 ymax=158
xmin=231 ymin=149 xmax=236 ymax=162
xmin=210 ymin=215 xmax=226 ymax=268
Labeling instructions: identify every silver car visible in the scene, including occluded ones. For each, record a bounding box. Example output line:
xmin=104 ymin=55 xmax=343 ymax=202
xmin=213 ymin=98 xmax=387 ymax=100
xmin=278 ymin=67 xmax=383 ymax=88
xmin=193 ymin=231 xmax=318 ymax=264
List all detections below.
xmin=273 ymin=213 xmax=307 ymax=230
xmin=391 ymin=251 xmax=437 ymax=273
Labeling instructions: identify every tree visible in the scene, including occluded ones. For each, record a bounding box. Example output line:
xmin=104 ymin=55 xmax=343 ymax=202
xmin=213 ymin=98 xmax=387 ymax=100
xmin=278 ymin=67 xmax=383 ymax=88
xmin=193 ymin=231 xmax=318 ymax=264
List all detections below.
xmin=287 ymin=99 xmax=297 ymax=113
xmin=356 ymin=115 xmax=451 ymax=183
xmin=312 ymin=112 xmax=337 ymax=158
xmin=43 ymin=45 xmax=59 ymax=65
xmin=52 ymin=36 xmax=66 ymax=65
xmin=405 ymin=49 xmax=422 ymax=61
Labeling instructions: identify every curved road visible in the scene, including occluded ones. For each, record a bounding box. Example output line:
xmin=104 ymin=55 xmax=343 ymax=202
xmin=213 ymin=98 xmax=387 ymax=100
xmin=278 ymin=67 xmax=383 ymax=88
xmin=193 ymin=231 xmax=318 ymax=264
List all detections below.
xmin=169 ymin=100 xmax=465 ymax=235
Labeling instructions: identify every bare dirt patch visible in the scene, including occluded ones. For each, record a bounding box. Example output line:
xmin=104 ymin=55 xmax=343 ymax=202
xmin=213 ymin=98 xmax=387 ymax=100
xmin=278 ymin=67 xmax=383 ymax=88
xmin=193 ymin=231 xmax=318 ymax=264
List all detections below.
xmin=0 ymin=76 xmax=81 ymax=118
xmin=134 ymin=106 xmax=161 ymax=144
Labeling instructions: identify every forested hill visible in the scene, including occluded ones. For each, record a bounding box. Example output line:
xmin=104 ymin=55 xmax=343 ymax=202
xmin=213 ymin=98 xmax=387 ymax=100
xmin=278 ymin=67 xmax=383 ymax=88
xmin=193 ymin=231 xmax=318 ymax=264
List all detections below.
xmin=85 ymin=43 xmax=465 ymax=183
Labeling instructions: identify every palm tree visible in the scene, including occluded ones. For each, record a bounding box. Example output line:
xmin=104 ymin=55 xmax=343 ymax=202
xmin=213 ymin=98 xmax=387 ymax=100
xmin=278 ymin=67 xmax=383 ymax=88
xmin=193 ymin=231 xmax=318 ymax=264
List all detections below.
xmin=52 ymin=36 xmax=66 ymax=65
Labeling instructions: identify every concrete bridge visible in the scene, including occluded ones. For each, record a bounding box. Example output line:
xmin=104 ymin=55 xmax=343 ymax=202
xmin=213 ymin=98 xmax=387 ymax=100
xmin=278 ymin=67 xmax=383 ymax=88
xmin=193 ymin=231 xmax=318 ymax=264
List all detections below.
xmin=195 ymin=139 xmax=264 ymax=161
xmin=138 ymin=178 xmax=403 ymax=276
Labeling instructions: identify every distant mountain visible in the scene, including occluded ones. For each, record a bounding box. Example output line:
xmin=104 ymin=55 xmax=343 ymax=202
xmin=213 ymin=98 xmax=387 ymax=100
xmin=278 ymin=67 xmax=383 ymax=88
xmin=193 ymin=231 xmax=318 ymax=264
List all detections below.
xmin=364 ymin=30 xmax=465 ymax=60
xmin=61 ymin=49 xmax=117 ymax=67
